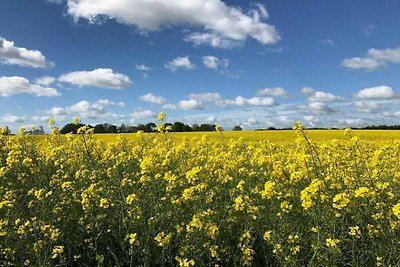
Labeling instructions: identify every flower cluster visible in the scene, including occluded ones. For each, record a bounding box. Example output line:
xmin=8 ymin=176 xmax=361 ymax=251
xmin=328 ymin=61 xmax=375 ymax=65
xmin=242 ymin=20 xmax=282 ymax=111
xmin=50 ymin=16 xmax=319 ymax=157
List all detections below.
xmin=1 ymin=118 xmax=400 ymax=266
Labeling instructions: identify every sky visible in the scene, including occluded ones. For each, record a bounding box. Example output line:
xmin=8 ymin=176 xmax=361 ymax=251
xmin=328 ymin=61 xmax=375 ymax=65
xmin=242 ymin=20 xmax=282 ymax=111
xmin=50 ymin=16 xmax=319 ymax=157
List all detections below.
xmin=1 ymin=0 xmax=400 ymax=132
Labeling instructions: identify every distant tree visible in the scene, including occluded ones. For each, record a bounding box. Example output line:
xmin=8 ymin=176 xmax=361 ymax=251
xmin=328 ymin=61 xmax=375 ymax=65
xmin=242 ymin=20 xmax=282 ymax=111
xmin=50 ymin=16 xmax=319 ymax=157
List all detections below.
xmin=94 ymin=124 xmax=106 ymax=133
xmin=60 ymin=123 xmax=88 ymax=134
xmin=173 ymin=121 xmax=184 ymax=132
xmin=267 ymin=127 xmax=277 ymax=130
xmin=145 ymin=122 xmax=157 ymax=132
xmin=182 ymin=124 xmax=193 ymax=132
xmin=198 ymin=124 xmax=216 ymax=131
xmin=232 ymin=125 xmax=243 ymax=131
xmin=94 ymin=123 xmax=118 ymax=134
xmin=191 ymin=124 xmax=200 ymax=131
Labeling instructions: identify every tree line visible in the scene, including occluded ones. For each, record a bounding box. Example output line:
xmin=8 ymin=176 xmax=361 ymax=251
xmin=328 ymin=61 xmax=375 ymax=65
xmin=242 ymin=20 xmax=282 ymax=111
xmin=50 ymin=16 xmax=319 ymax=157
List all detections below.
xmin=58 ymin=122 xmax=243 ymax=134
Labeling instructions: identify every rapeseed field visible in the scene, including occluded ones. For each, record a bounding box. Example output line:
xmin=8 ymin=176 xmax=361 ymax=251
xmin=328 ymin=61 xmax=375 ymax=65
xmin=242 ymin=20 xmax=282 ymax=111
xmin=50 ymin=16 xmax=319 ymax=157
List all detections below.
xmin=1 ymin=114 xmax=400 ymax=266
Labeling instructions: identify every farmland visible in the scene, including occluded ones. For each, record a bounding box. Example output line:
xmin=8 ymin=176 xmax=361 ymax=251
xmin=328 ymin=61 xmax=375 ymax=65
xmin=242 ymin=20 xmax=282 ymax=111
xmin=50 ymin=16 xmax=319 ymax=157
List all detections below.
xmin=1 ymin=121 xmax=400 ymax=266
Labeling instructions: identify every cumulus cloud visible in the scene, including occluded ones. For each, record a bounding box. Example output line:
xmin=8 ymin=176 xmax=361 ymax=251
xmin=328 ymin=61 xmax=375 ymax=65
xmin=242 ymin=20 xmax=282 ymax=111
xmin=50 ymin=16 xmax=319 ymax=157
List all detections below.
xmin=139 ymin=93 xmax=166 ymax=105
xmin=354 ymin=101 xmax=380 ymax=112
xmin=308 ymin=91 xmax=341 ymax=102
xmin=342 ymin=57 xmax=382 ymax=71
xmin=178 ymin=99 xmax=204 ymax=110
xmin=135 ymin=64 xmax=153 ymax=71
xmin=66 ymin=0 xmax=280 ymax=48
xmin=342 ymin=47 xmax=400 ymax=71
xmin=226 ymin=96 xmax=276 ymax=107
xmin=202 ymin=56 xmax=229 ymax=70
xmin=301 ymin=87 xmax=315 ymax=95
xmin=257 ymin=87 xmax=289 ymax=97
xmin=0 ymin=37 xmax=53 ymax=68
xmin=368 ymin=48 xmax=400 ymax=63
xmin=34 ymin=76 xmax=56 ymax=86
xmin=0 ymin=76 xmax=61 ymax=97
xmin=45 ymin=99 xmax=125 ymax=121
xmin=308 ymin=102 xmax=336 ymax=114
xmin=59 ymin=68 xmax=132 ymax=89
xmin=165 ymin=56 xmax=195 ymax=71
xmin=69 ymin=99 xmax=124 ymax=115
xmin=189 ymin=92 xmax=223 ymax=102
xmin=354 ymin=85 xmax=395 ymax=99
xmin=1 ymin=114 xmax=27 ymax=123
xmin=131 ymin=110 xmax=155 ymax=121
xmin=47 ymin=107 xmax=68 ymax=118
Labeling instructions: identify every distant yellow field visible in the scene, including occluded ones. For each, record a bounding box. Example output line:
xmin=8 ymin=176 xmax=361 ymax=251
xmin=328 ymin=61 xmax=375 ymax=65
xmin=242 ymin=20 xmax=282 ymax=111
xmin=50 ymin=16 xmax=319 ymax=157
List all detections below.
xmin=93 ymin=130 xmax=400 ymax=143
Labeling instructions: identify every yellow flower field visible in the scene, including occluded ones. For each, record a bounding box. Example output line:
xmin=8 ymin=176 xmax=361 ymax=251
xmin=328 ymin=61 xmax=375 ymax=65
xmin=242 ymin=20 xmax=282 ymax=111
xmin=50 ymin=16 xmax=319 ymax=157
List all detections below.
xmin=1 ymin=118 xmax=400 ymax=266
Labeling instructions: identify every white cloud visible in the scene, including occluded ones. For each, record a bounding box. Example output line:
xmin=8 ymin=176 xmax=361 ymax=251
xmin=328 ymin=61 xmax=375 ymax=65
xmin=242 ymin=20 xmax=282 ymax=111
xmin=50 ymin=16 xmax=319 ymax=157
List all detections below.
xmin=0 ymin=76 xmax=61 ymax=97
xmin=257 ymin=87 xmax=289 ymax=97
xmin=308 ymin=102 xmax=336 ymax=114
xmin=69 ymin=100 xmax=91 ymax=113
xmin=67 ymin=0 xmax=280 ymax=48
xmin=44 ymin=99 xmax=126 ymax=123
xmin=354 ymin=101 xmax=380 ymax=112
xmin=162 ymin=104 xmax=177 ymax=110
xmin=139 ymin=93 xmax=166 ymax=105
xmin=1 ymin=114 xmax=27 ymax=123
xmin=183 ymin=92 xmax=276 ymax=108
xmin=322 ymin=38 xmax=335 ymax=46
xmin=342 ymin=57 xmax=382 ymax=71
xmin=354 ymin=85 xmax=395 ymax=99
xmin=301 ymin=87 xmax=315 ymax=95
xmin=367 ymin=47 xmax=400 ymax=63
xmin=34 ymin=76 xmax=56 ymax=86
xmin=303 ymin=115 xmax=321 ymax=127
xmin=202 ymin=56 xmax=229 ymax=69
xmin=308 ymin=91 xmax=341 ymax=102
xmin=165 ymin=56 xmax=195 ymax=71
xmin=178 ymin=99 xmax=204 ymax=110
xmin=48 ymin=107 xmax=68 ymax=116
xmin=131 ymin=110 xmax=155 ymax=121
xmin=189 ymin=92 xmax=223 ymax=102
xmin=229 ymin=96 xmax=276 ymax=106
xmin=135 ymin=64 xmax=153 ymax=71
xmin=59 ymin=68 xmax=132 ymax=89
xmin=185 ymin=33 xmax=240 ymax=49
xmin=0 ymin=37 xmax=53 ymax=68
xmin=342 ymin=47 xmax=400 ymax=71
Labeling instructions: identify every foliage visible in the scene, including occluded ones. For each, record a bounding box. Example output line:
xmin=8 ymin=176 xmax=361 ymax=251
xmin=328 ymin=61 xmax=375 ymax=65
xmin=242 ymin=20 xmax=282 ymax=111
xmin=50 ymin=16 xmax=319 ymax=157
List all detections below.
xmin=232 ymin=125 xmax=243 ymax=131
xmin=1 ymin=118 xmax=400 ymax=266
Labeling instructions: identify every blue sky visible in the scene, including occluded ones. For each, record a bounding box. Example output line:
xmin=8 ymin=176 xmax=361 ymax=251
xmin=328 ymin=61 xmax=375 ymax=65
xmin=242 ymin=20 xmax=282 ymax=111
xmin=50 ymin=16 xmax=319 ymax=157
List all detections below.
xmin=1 ymin=0 xmax=400 ymax=132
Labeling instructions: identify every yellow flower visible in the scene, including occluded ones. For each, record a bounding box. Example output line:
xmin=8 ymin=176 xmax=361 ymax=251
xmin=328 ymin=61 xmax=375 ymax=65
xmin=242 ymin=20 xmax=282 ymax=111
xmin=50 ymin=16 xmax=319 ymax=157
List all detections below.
xmin=332 ymin=192 xmax=350 ymax=210
xmin=72 ymin=116 xmax=81 ymax=124
xmin=215 ymin=125 xmax=223 ymax=132
xmin=125 ymin=194 xmax=137 ymax=205
xmin=348 ymin=226 xmax=361 ymax=238
xmin=325 ymin=238 xmax=340 ymax=248
xmin=354 ymin=187 xmax=370 ymax=198
xmin=99 ymin=198 xmax=109 ymax=209
xmin=206 ymin=224 xmax=219 ymax=240
xmin=263 ymin=230 xmax=272 ymax=241
xmin=51 ymin=246 xmax=64 ymax=259
xmin=392 ymin=203 xmax=400 ymax=219
xmin=154 ymin=231 xmax=172 ymax=248
xmin=157 ymin=111 xmax=166 ymax=121
xmin=129 ymin=233 xmax=138 ymax=245
xmin=260 ymin=181 xmax=275 ymax=199
xmin=292 ymin=122 xmax=304 ymax=131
